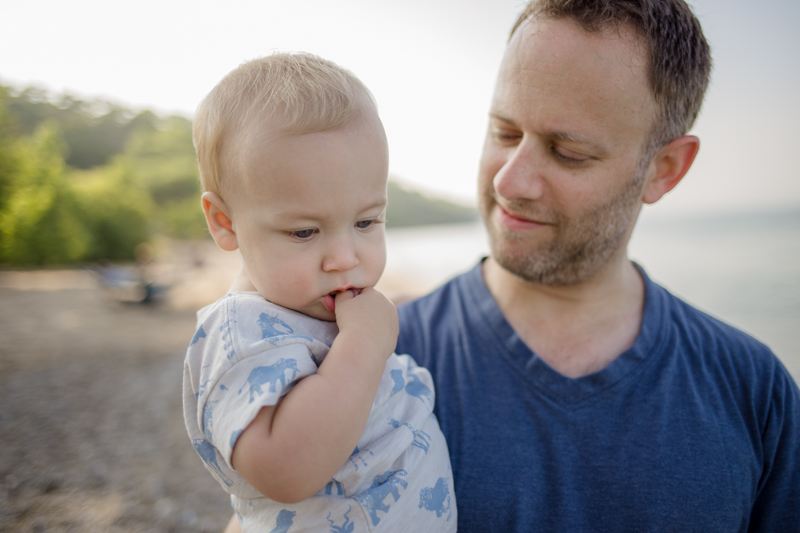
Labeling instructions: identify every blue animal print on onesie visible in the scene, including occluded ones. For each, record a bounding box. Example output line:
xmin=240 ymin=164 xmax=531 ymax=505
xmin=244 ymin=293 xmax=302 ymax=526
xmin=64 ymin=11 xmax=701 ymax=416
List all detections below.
xmin=202 ymin=400 xmax=220 ymax=441
xmin=390 ymin=369 xmax=405 ymax=394
xmin=354 ymin=469 xmax=408 ymax=526
xmin=347 ymin=446 xmax=374 ymax=471
xmin=258 ymin=313 xmax=294 ymax=338
xmin=195 ymin=378 xmax=212 ymax=400
xmin=220 ymin=318 xmax=236 ymax=360
xmin=229 ymin=429 xmax=243 ymax=450
xmin=325 ymin=479 xmax=344 ymax=496
xmin=239 ymin=358 xmax=299 ymax=403
xmin=192 ymin=438 xmax=234 ymax=487
xmin=388 ymin=418 xmax=431 ymax=453
xmin=258 ymin=313 xmax=312 ymax=345
xmin=233 ymin=502 xmax=243 ymax=528
xmin=184 ymin=293 xmax=456 ymax=531
xmin=327 ymin=506 xmax=355 ymax=533
xmin=419 ymin=477 xmax=452 ymax=521
xmin=190 ymin=325 xmax=207 ymax=346
xmin=268 ymin=509 xmax=296 ymax=533
xmin=405 ymin=374 xmax=433 ymax=408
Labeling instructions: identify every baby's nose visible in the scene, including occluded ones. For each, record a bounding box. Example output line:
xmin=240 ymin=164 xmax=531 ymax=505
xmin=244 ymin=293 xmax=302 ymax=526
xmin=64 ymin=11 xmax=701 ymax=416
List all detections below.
xmin=322 ymin=243 xmax=359 ymax=272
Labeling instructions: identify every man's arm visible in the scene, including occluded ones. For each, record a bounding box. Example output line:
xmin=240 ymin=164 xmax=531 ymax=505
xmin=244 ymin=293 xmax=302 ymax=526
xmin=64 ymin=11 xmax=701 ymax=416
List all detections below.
xmin=231 ymin=288 xmax=397 ymax=503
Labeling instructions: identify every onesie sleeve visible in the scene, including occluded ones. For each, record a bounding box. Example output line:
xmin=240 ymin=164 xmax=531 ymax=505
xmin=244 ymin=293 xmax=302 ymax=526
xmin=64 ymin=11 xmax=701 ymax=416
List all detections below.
xmin=185 ymin=294 xmax=331 ymax=483
xmin=202 ymin=341 xmax=319 ymax=467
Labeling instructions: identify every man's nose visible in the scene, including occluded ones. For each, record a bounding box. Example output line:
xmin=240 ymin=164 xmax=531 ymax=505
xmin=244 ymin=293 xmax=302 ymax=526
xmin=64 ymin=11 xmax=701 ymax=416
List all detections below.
xmin=492 ymin=141 xmax=545 ymax=202
xmin=321 ymin=235 xmax=360 ymax=273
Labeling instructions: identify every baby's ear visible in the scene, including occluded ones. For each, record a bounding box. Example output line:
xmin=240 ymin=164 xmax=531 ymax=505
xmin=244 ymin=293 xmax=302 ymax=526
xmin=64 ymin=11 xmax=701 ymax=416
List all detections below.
xmin=202 ymin=192 xmax=239 ymax=251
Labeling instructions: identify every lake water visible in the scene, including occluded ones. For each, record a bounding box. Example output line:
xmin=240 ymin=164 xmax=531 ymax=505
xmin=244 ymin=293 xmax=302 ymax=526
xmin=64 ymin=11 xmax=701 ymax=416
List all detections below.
xmin=382 ymin=208 xmax=800 ymax=382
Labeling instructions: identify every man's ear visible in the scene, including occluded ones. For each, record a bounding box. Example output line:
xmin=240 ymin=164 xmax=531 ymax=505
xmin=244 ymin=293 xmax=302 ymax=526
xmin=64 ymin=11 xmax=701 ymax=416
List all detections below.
xmin=202 ymin=192 xmax=239 ymax=251
xmin=641 ymin=135 xmax=700 ymax=205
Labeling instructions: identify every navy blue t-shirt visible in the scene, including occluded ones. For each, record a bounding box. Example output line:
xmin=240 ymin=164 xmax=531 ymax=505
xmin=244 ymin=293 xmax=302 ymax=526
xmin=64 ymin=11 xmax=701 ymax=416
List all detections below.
xmin=396 ymin=261 xmax=800 ymax=532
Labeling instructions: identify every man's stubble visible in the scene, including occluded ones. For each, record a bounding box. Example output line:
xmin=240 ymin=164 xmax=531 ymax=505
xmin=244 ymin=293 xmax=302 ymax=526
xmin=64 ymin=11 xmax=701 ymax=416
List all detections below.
xmin=479 ymin=165 xmax=646 ymax=287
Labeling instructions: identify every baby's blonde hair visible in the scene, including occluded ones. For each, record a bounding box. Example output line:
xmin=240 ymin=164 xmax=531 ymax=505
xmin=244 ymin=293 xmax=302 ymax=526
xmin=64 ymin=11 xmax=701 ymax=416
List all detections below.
xmin=193 ymin=52 xmax=377 ymax=194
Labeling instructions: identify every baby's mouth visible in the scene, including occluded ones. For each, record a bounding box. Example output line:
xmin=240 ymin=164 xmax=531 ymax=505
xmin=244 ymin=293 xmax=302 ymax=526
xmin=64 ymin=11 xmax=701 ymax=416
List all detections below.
xmin=321 ymin=288 xmax=362 ymax=314
xmin=321 ymin=292 xmax=337 ymax=313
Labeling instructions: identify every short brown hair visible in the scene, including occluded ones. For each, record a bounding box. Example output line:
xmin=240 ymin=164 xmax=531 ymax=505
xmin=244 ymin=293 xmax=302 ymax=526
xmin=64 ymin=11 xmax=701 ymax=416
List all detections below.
xmin=511 ymin=0 xmax=711 ymax=159
xmin=193 ymin=53 xmax=376 ymax=194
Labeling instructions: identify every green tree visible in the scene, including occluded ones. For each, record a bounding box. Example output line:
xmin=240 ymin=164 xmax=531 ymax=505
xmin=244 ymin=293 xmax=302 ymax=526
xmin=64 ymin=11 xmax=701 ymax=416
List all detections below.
xmin=71 ymin=162 xmax=153 ymax=261
xmin=3 ymin=85 xmax=158 ymax=169
xmin=114 ymin=115 xmax=206 ymax=238
xmin=0 ymin=122 xmax=91 ymax=264
xmin=0 ymin=87 xmax=21 ymax=215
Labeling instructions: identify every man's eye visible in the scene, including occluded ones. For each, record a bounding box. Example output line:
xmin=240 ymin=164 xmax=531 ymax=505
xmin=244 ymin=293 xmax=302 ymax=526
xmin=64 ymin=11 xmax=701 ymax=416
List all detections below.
xmin=356 ymin=220 xmax=374 ymax=229
xmin=292 ymin=229 xmax=316 ymax=239
xmin=493 ymin=130 xmax=521 ymax=143
xmin=552 ymin=146 xmax=589 ymax=164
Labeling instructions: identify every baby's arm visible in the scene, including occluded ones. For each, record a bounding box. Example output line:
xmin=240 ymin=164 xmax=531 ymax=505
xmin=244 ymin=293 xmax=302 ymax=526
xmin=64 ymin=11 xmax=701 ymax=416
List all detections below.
xmin=231 ymin=287 xmax=398 ymax=503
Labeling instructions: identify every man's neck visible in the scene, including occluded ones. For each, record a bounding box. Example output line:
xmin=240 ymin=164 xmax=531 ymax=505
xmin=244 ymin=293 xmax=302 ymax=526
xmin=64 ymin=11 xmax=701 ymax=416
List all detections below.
xmin=482 ymin=253 xmax=645 ymax=378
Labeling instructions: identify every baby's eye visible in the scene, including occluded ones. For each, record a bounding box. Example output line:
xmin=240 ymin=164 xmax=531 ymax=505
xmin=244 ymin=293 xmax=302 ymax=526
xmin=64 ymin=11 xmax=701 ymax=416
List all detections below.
xmin=292 ymin=229 xmax=316 ymax=239
xmin=356 ymin=219 xmax=374 ymax=230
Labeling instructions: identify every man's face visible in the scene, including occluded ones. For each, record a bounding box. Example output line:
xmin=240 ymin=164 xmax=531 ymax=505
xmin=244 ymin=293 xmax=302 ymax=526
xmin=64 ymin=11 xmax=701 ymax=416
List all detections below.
xmin=229 ymin=114 xmax=389 ymax=321
xmin=478 ymin=18 xmax=658 ymax=286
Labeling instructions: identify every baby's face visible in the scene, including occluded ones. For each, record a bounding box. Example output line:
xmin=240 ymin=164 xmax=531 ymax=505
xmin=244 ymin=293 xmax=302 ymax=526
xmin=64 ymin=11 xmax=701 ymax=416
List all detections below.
xmin=230 ymin=115 xmax=389 ymax=321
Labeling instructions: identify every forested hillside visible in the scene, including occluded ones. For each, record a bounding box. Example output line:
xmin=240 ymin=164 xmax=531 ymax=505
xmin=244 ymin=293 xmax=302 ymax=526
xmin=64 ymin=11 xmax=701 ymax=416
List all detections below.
xmin=0 ymin=85 xmax=475 ymax=265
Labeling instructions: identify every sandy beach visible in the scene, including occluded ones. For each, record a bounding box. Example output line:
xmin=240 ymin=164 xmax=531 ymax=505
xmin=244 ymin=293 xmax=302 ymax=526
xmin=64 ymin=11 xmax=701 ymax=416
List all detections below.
xmin=0 ymin=246 xmax=226 ymax=532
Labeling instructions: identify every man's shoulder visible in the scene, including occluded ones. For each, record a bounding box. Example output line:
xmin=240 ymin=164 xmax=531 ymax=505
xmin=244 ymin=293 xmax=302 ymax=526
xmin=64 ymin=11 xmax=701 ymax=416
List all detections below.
xmin=651 ymin=279 xmax=768 ymax=350
xmin=646 ymin=277 xmax=785 ymax=382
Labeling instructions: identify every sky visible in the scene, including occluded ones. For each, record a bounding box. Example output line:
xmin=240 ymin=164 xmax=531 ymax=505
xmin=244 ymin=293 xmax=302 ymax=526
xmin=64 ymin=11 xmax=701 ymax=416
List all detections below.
xmin=2 ymin=0 xmax=799 ymax=215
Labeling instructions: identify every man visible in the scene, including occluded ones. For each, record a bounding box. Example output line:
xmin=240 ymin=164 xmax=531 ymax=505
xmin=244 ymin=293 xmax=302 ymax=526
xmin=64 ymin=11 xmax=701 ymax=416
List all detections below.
xmin=396 ymin=0 xmax=799 ymax=531
xmin=224 ymin=0 xmax=799 ymax=531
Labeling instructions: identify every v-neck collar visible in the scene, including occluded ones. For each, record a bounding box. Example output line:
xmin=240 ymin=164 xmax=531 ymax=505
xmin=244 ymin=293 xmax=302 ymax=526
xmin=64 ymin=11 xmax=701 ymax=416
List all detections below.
xmin=461 ymin=259 xmax=666 ymax=406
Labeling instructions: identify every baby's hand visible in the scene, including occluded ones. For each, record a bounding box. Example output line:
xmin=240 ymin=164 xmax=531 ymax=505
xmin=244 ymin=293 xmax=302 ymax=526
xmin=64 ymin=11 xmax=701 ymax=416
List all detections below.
xmin=333 ymin=288 xmax=398 ymax=359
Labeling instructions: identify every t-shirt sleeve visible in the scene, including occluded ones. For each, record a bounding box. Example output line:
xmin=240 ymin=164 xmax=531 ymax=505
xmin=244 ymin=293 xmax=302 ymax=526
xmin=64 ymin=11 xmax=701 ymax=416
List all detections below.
xmin=748 ymin=362 xmax=800 ymax=529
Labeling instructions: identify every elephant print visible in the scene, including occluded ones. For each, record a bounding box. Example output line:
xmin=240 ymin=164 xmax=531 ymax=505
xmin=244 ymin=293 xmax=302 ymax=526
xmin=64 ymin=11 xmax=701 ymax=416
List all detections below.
xmin=239 ymin=358 xmax=300 ymax=403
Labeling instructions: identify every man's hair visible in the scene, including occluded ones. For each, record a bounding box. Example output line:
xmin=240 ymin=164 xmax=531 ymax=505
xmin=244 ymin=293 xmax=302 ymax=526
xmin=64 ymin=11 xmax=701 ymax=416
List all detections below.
xmin=511 ymin=0 xmax=711 ymax=159
xmin=193 ymin=52 xmax=376 ymax=194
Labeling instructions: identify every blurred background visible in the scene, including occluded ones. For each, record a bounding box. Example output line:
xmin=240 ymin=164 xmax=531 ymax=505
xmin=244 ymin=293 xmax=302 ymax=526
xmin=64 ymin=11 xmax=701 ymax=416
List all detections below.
xmin=1 ymin=0 xmax=798 ymax=531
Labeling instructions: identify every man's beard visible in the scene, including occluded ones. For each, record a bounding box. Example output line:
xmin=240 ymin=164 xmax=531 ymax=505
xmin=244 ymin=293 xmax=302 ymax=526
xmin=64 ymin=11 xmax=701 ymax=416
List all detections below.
xmin=479 ymin=170 xmax=645 ymax=287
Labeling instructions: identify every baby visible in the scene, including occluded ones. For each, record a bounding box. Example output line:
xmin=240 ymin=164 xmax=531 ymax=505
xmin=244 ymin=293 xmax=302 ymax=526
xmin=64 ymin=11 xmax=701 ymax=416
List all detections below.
xmin=182 ymin=53 xmax=456 ymax=532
